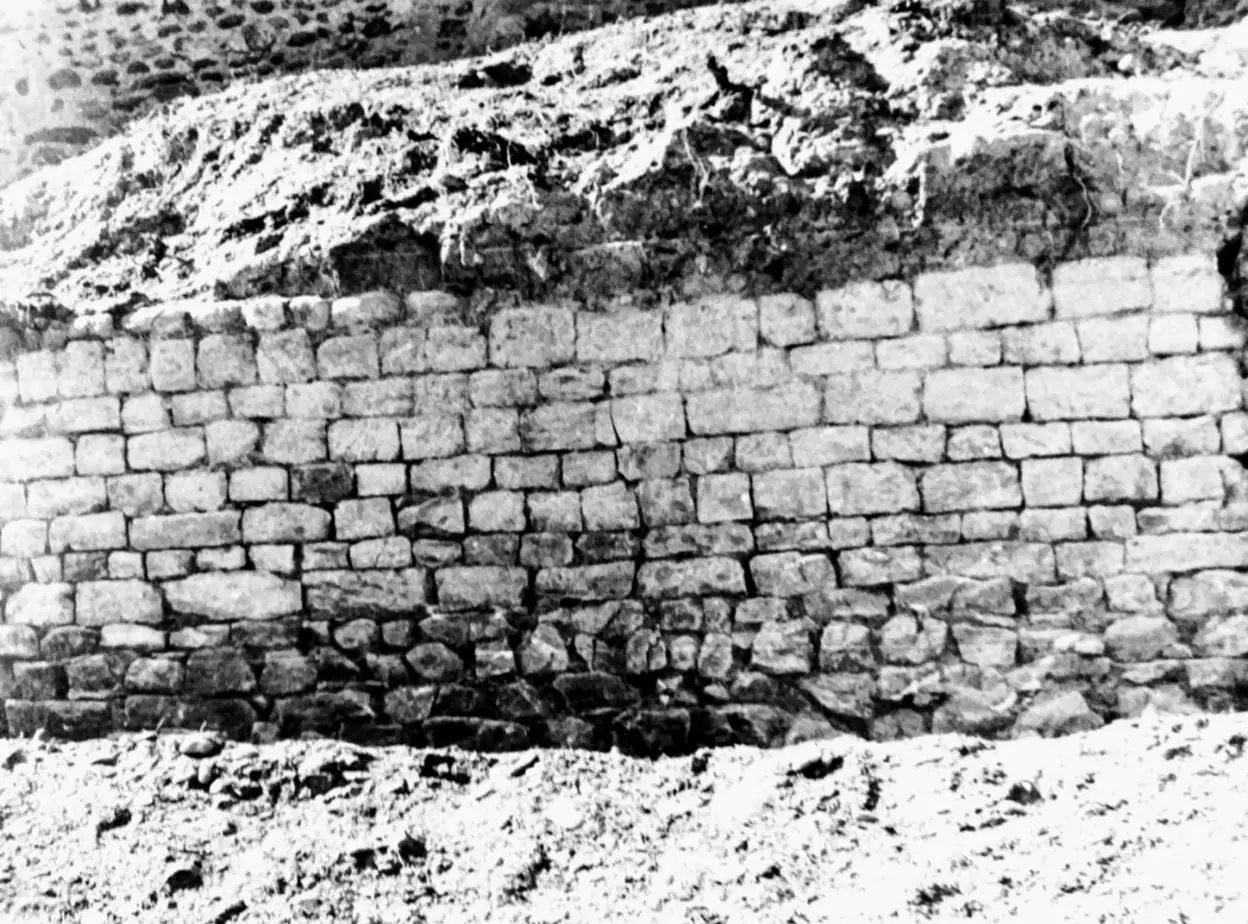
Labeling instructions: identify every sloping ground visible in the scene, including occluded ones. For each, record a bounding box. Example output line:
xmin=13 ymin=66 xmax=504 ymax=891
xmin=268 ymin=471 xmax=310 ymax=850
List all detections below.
xmin=1 ymin=710 xmax=1246 ymax=923
xmin=3 ymin=0 xmax=1248 ymax=320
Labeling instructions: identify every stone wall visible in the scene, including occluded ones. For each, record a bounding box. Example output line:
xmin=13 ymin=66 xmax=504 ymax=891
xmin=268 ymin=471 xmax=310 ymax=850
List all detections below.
xmin=0 ymin=0 xmax=730 ymax=189
xmin=1 ymin=253 xmax=1247 ymax=754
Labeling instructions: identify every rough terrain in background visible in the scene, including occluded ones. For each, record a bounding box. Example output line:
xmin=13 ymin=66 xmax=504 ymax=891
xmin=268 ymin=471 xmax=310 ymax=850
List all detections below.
xmin=2 ymin=711 xmax=1247 ymax=923
xmin=4 ymin=0 xmax=1248 ymax=320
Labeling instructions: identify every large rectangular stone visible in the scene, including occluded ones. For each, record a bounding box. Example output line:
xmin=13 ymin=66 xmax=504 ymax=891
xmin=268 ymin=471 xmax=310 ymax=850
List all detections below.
xmin=664 ymin=297 xmax=757 ymax=357
xmin=489 ymin=306 xmax=576 ymax=368
xmin=48 ymin=512 xmax=127 ymax=551
xmin=131 ymin=512 xmax=241 ymax=549
xmin=257 ymin=329 xmax=316 ymax=383
xmin=753 ymin=468 xmax=827 ymax=520
xmin=5 ymin=583 xmax=73 ymax=627
xmin=824 ymin=372 xmax=921 ymax=425
xmin=535 ymin=563 xmax=636 ymax=600
xmin=611 ymin=393 xmax=686 ymax=443
xmin=435 ymin=567 xmax=527 ymax=610
xmin=242 ymin=503 xmax=332 ymax=543
xmin=1052 ymin=256 xmax=1151 ymax=318
xmin=923 ymin=368 xmax=1024 ymax=423
xmin=1152 ymin=253 xmax=1224 ymax=315
xmin=816 ymin=280 xmax=913 ymax=339
xmin=0 ymin=438 xmax=75 ymax=482
xmin=1025 ymin=365 xmax=1130 ymax=420
xmin=55 ymin=339 xmax=105 ymax=397
xmin=826 ymin=463 xmax=919 ymax=516
xmin=105 ymin=339 xmax=149 ymax=394
xmin=637 ymin=557 xmax=747 ymax=598
xmin=915 ymin=263 xmax=1050 ymax=331
xmin=164 ymin=571 xmax=303 ymax=621
xmin=76 ymin=580 xmax=163 ymax=626
xmin=304 ymin=569 xmax=429 ymax=617
xmin=686 ymin=383 xmax=819 ymax=435
xmin=1126 ymin=533 xmax=1248 ymax=572
xmin=577 ymin=310 xmax=663 ymax=363
xmin=197 ymin=334 xmax=257 ymax=388
xmin=327 ymin=419 xmax=399 ymax=461
xmin=925 ymin=541 xmax=1057 ymax=584
xmin=400 ymin=415 xmax=465 ymax=459
xmin=128 ymin=429 xmax=207 ymax=471
xmin=921 ymin=462 xmax=1021 ymax=513
xmin=49 ymin=397 xmax=121 ymax=434
xmin=521 ymin=402 xmax=600 ymax=451
xmin=1131 ymin=355 xmax=1242 ymax=418
xmin=26 ymin=477 xmax=107 ymax=516
xmin=317 ymin=334 xmax=379 ymax=379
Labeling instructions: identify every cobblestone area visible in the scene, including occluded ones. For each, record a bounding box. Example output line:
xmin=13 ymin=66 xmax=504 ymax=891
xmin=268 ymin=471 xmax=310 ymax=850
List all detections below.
xmin=1 ymin=252 xmax=1246 ymax=753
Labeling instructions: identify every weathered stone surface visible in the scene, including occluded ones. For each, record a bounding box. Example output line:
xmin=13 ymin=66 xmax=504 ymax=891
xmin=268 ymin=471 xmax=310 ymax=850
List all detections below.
xmin=915 ymin=263 xmax=1048 ymax=332
xmin=637 ymin=558 xmax=746 ymax=598
xmin=274 ymin=691 xmax=374 ymax=734
xmin=923 ymin=368 xmax=1025 ymax=424
xmin=751 ymin=619 xmax=815 ymax=674
xmin=164 ymin=572 xmax=302 ymax=621
xmin=536 ymin=563 xmax=635 ymax=600
xmin=921 ymin=462 xmax=1020 ymax=513
xmin=687 ymin=383 xmax=819 ymax=435
xmin=1025 ymin=365 xmax=1129 ymax=420
xmin=1131 ymin=355 xmax=1242 ymax=418
xmin=76 ymin=580 xmax=161 ymax=626
xmin=1013 ymin=690 xmax=1104 ymax=738
xmin=435 ymin=567 xmax=526 ymax=610
xmin=131 ymin=512 xmax=244 ymax=550
xmin=242 ymin=503 xmax=332 ymax=543
xmin=553 ymin=672 xmax=640 ymax=712
xmin=5 ymin=583 xmax=74 ymax=627
xmin=1126 ymin=533 xmax=1248 ymax=573
xmin=305 ymin=570 xmax=428 ymax=617
xmin=800 ymin=673 xmax=875 ymax=721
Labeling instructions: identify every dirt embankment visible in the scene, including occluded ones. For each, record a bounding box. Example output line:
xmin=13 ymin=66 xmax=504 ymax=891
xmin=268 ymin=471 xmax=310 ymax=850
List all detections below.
xmin=3 ymin=0 xmax=1248 ymax=323
xmin=2 ymin=711 xmax=1247 ymax=923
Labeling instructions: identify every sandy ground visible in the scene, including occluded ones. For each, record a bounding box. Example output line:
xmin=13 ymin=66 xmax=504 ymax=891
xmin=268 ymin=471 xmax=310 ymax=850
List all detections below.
xmin=2 ymin=709 xmax=1247 ymax=923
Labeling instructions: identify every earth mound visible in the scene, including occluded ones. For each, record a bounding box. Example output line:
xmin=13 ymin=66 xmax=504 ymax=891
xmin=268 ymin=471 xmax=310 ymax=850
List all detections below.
xmin=2 ymin=711 xmax=1247 ymax=923
xmin=4 ymin=0 xmax=1248 ymax=320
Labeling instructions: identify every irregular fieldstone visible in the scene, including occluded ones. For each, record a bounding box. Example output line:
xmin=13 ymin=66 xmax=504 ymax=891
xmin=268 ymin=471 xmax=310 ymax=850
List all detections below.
xmin=931 ymin=687 xmax=1016 ymax=735
xmin=184 ymin=649 xmax=257 ymax=696
xmin=274 ymin=691 xmax=374 ymax=734
xmin=1104 ymin=615 xmax=1179 ymax=662
xmin=553 ymin=672 xmax=640 ymax=712
xmin=259 ymin=651 xmax=318 ymax=695
xmin=800 ymin=673 xmax=875 ymax=721
xmin=691 ymin=704 xmax=788 ymax=748
xmin=518 ymin=625 xmax=569 ymax=676
xmin=751 ymin=619 xmax=815 ymax=674
xmin=423 ymin=718 xmax=530 ymax=752
xmin=496 ymin=681 xmax=548 ymax=721
xmin=1013 ymin=690 xmax=1104 ymax=738
xmin=384 ymin=686 xmax=437 ymax=724
xmin=405 ymin=643 xmax=463 ymax=682
xmin=124 ymin=658 xmax=184 ymax=693
xmin=878 ymin=615 xmax=948 ymax=665
xmin=1193 ymin=614 xmax=1248 ymax=657
xmin=612 ymin=709 xmax=691 ymax=758
xmin=4 ymin=701 xmax=113 ymax=740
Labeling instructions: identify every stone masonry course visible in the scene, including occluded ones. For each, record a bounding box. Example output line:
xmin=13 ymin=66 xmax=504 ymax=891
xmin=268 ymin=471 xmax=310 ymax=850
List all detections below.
xmin=1 ymin=253 xmax=1248 ymax=753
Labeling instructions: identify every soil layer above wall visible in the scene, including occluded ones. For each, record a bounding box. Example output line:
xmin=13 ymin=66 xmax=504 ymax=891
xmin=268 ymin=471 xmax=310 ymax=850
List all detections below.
xmin=5 ymin=0 xmax=1248 ymax=321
